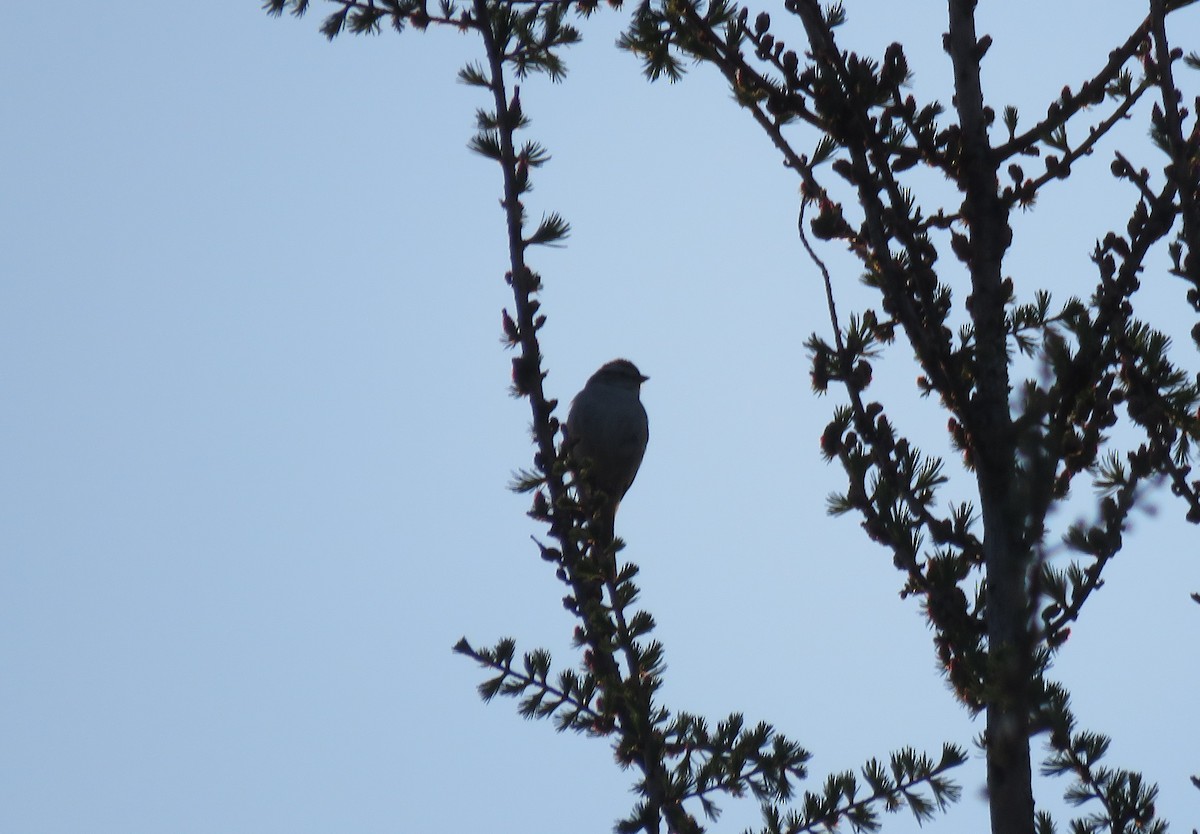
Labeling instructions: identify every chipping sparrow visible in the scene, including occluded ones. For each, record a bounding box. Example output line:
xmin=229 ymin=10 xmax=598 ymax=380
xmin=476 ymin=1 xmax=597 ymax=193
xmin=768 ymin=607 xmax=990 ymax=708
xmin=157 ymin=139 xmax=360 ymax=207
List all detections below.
xmin=566 ymin=359 xmax=650 ymax=540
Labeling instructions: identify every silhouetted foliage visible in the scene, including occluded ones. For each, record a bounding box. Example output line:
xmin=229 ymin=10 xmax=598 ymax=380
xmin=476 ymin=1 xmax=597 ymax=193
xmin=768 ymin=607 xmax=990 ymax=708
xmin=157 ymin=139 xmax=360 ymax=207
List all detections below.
xmin=269 ymin=2 xmax=1200 ymax=832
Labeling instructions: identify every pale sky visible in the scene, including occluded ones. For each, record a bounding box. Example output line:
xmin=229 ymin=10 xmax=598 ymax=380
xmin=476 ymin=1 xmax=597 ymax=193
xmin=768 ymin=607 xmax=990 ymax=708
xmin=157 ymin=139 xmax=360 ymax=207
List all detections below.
xmin=3 ymin=2 xmax=1198 ymax=833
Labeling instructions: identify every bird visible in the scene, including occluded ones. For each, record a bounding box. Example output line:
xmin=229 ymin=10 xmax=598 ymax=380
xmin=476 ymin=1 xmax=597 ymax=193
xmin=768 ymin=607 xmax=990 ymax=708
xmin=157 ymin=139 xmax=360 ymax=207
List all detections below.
xmin=566 ymin=359 xmax=650 ymax=542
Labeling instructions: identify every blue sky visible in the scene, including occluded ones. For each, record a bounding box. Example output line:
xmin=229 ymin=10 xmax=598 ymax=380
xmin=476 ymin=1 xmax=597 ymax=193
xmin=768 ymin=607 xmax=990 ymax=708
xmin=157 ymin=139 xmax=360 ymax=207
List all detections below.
xmin=3 ymin=2 xmax=1198 ymax=833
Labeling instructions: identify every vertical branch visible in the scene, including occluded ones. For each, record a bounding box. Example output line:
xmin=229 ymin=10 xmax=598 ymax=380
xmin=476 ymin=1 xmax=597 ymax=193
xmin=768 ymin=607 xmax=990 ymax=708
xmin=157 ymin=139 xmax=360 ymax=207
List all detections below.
xmin=1149 ymin=0 xmax=1200 ymax=285
xmin=474 ymin=1 xmax=561 ymax=498
xmin=945 ymin=2 xmax=1032 ymax=833
xmin=474 ymin=5 xmax=697 ymax=831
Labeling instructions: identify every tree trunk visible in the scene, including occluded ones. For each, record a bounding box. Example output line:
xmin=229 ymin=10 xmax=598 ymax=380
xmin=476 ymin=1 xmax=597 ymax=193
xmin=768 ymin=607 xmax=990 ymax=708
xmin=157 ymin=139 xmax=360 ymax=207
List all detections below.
xmin=946 ymin=2 xmax=1036 ymax=832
